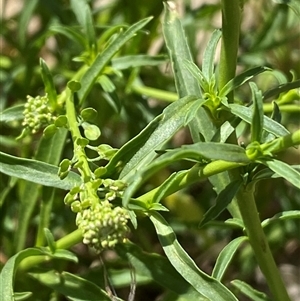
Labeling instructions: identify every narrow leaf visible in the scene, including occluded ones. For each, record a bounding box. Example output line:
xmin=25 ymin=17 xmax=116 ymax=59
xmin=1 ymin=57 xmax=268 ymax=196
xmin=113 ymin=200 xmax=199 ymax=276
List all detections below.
xmin=29 ymin=270 xmax=112 ymax=301
xmin=250 ymin=82 xmax=264 ymax=143
xmin=103 ymin=114 xmax=163 ymax=178
xmin=50 ymin=25 xmax=86 ymax=48
xmin=163 ymin=2 xmax=201 ymax=97
xmin=259 ymin=158 xmax=300 ymax=189
xmin=220 ymin=67 xmax=269 ymax=97
xmin=112 ymin=54 xmax=167 ymax=70
xmin=14 ymin=129 xmax=68 ymax=252
xmin=212 ymin=237 xmax=247 ymax=281
xmin=183 ymin=60 xmax=210 ymax=91
xmin=199 ymin=180 xmax=243 ymax=227
xmin=149 ymin=212 xmax=238 ymax=301
xmin=116 ymin=243 xmax=202 ymax=299
xmin=14 ymin=292 xmax=32 ymax=301
xmin=18 ymin=0 xmax=38 ymax=48
xmin=119 ymin=95 xmax=199 ymax=181
xmin=0 ymin=248 xmax=46 ymax=301
xmin=162 ymin=2 xmax=216 ymax=142
xmin=263 ymin=79 xmax=300 ymax=100
xmin=122 ymin=142 xmax=248 ymax=207
xmin=228 ymin=104 xmax=289 ymax=137
xmin=261 ymin=210 xmax=300 ymax=228
xmin=78 ymin=17 xmax=152 ymax=103
xmin=0 ymin=104 xmax=24 ymax=123
xmin=0 ymin=151 xmax=81 ymax=190
xmin=40 ymin=58 xmax=57 ymax=109
xmin=202 ymin=29 xmax=222 ymax=80
xmin=231 ymin=280 xmax=272 ymax=301
xmin=70 ymin=0 xmax=96 ymax=50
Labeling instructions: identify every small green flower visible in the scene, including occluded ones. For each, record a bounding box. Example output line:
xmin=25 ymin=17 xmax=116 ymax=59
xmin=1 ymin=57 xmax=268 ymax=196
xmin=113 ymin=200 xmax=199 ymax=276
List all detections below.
xmin=76 ymin=200 xmax=130 ymax=252
xmin=22 ymin=94 xmax=56 ymax=133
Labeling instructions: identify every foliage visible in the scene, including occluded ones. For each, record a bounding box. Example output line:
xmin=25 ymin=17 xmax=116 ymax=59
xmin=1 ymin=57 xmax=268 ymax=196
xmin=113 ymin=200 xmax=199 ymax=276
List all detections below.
xmin=1 ymin=0 xmax=299 ymax=300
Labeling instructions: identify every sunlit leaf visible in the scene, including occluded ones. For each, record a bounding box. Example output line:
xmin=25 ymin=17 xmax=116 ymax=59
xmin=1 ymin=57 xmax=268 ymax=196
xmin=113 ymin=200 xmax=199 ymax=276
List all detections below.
xmin=228 ymin=104 xmax=289 ymax=137
xmin=162 ymin=2 xmax=216 ymax=142
xmin=122 ymin=142 xmax=248 ymax=207
xmin=117 ymin=95 xmax=198 ymax=181
xmin=149 ymin=212 xmax=238 ymax=300
xmin=78 ymin=17 xmax=153 ymax=103
xmin=0 ymin=151 xmax=81 ymax=190
xmin=259 ymin=158 xmax=300 ymax=189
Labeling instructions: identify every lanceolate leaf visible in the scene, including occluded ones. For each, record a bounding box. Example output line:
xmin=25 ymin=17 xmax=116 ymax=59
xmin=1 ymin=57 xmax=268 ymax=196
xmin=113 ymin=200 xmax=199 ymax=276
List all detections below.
xmin=149 ymin=212 xmax=238 ymax=301
xmin=40 ymin=58 xmax=57 ymax=109
xmin=122 ymin=142 xmax=248 ymax=207
xmin=78 ymin=17 xmax=153 ymax=103
xmin=0 ymin=248 xmax=46 ymax=301
xmin=199 ymin=180 xmax=243 ymax=228
xmin=50 ymin=25 xmax=86 ymax=48
xmin=29 ymin=270 xmax=112 ymax=301
xmin=228 ymin=104 xmax=289 ymax=137
xmin=263 ymin=79 xmax=300 ymax=100
xmin=220 ymin=66 xmax=269 ymax=97
xmin=212 ymin=236 xmax=248 ymax=281
xmin=14 ymin=128 xmax=69 ymax=252
xmin=231 ymin=280 xmax=272 ymax=301
xmin=0 ymin=104 xmax=24 ymax=123
xmin=118 ymin=95 xmax=199 ymax=181
xmin=70 ymin=0 xmax=96 ymax=51
xmin=0 ymin=151 xmax=81 ymax=190
xmin=103 ymin=114 xmax=163 ymax=178
xmin=116 ymin=243 xmax=203 ymax=299
xmin=112 ymin=54 xmax=167 ymax=70
xmin=202 ymin=30 xmax=222 ymax=80
xmin=162 ymin=2 xmax=216 ymax=142
xmin=0 ymin=248 xmax=77 ymax=301
xmin=261 ymin=210 xmax=300 ymax=228
xmin=163 ymin=2 xmax=201 ymax=98
xmin=259 ymin=158 xmax=300 ymax=189
xmin=250 ymin=82 xmax=264 ymax=143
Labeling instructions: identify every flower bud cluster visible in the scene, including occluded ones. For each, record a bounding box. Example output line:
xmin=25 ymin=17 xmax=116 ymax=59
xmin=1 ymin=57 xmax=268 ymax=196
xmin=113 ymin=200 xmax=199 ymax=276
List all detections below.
xmin=22 ymin=94 xmax=55 ymax=133
xmin=101 ymin=179 xmax=127 ymax=202
xmin=76 ymin=200 xmax=129 ymax=252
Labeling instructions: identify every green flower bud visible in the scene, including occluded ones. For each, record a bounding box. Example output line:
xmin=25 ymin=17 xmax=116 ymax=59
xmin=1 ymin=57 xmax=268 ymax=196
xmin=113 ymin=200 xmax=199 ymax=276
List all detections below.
xmin=76 ymin=200 xmax=129 ymax=252
xmin=71 ymin=201 xmax=82 ymax=213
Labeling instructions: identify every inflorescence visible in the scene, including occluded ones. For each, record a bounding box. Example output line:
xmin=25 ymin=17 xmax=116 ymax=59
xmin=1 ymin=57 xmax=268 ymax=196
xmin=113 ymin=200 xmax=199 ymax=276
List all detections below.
xmin=22 ymin=94 xmax=55 ymax=133
xmin=64 ymin=178 xmax=130 ymax=253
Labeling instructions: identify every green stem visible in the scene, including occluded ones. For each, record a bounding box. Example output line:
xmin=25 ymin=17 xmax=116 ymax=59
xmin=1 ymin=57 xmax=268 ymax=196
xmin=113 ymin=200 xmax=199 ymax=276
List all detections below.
xmin=218 ymin=0 xmax=241 ymax=102
xmin=263 ymin=103 xmax=300 ymax=113
xmin=131 ymin=84 xmax=177 ymax=102
xmin=65 ymin=89 xmax=92 ymax=182
xmin=211 ymin=0 xmax=243 ymax=220
xmin=236 ymin=184 xmax=291 ymax=301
